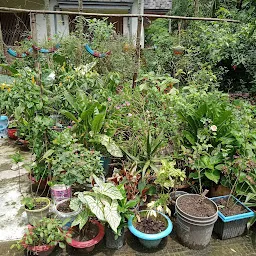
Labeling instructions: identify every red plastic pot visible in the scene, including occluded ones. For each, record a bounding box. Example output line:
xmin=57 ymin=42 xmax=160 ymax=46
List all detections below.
xmin=66 ymin=220 xmax=105 ymax=252
xmin=21 ymin=225 xmax=56 ymax=256
xmin=7 ymin=128 xmax=18 ymax=140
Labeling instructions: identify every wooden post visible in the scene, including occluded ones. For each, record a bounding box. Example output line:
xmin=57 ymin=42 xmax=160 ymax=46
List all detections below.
xmin=44 ymin=0 xmax=51 ymax=38
xmin=0 ymin=21 xmax=4 ymax=56
xmin=194 ymin=0 xmax=199 ymax=16
xmin=132 ymin=15 xmax=143 ymax=88
xmin=30 ymin=13 xmax=37 ymax=43
xmin=79 ymin=0 xmax=83 ymax=12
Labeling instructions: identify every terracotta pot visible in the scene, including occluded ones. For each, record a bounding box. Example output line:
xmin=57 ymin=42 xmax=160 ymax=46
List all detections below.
xmin=210 ymin=185 xmax=231 ymax=197
xmin=28 ymin=174 xmax=49 ymax=192
xmin=66 ymin=220 xmax=105 ymax=252
xmin=7 ymin=128 xmax=18 ymax=140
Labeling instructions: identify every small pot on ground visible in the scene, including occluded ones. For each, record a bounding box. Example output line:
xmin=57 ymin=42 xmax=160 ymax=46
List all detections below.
xmin=128 ymin=210 xmax=173 ymax=248
xmin=28 ymin=174 xmax=49 ymax=193
xmin=175 ymin=194 xmax=218 ymax=249
xmin=25 ymin=197 xmax=51 ymax=226
xmin=7 ymin=128 xmax=18 ymax=140
xmin=50 ymin=184 xmax=72 ymax=204
xmin=66 ymin=220 xmax=105 ymax=252
xmin=105 ymin=226 xmax=125 ymax=249
xmin=210 ymin=185 xmax=231 ymax=197
xmin=211 ymin=195 xmax=254 ymax=239
xmin=55 ymin=199 xmax=80 ymax=230
xmin=172 ymin=45 xmax=185 ymax=55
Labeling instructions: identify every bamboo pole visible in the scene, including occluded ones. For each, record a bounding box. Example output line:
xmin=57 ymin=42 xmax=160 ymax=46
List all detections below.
xmin=0 ymin=7 xmax=240 ymax=23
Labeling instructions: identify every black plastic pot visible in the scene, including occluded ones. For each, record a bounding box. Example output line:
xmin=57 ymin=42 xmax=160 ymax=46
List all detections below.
xmin=211 ymin=195 xmax=255 ymax=239
xmin=105 ymin=226 xmax=125 ymax=249
xmin=170 ymin=191 xmax=188 ymax=216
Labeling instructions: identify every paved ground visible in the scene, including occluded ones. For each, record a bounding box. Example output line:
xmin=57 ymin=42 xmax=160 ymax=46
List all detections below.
xmin=0 ymin=139 xmax=256 ymax=256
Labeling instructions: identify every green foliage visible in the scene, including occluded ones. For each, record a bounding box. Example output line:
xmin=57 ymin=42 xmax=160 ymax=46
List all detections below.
xmin=21 ymin=197 xmax=35 ymax=210
xmin=70 ymin=175 xmax=125 ymax=233
xmin=61 ymin=90 xmax=122 ymax=157
xmin=155 ymin=160 xmax=186 ymax=189
xmin=11 ymin=217 xmax=67 ymax=250
xmin=44 ymin=129 xmax=104 ymax=185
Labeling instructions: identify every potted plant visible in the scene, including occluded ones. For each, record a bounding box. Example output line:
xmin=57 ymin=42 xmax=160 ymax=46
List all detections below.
xmin=210 ymin=157 xmax=255 ymax=239
xmin=67 ymin=175 xmax=125 ymax=252
xmin=43 ymin=129 xmax=104 ymax=190
xmin=175 ymin=191 xmax=218 ymax=249
xmin=11 ymin=217 xmax=67 ymax=256
xmin=147 ymin=160 xmax=186 ymax=216
xmin=7 ymin=119 xmax=18 ymax=140
xmin=60 ymin=89 xmax=123 ymax=158
xmin=11 ymin=152 xmax=51 ymax=225
xmin=172 ymin=45 xmax=185 ymax=55
xmin=128 ymin=210 xmax=173 ymax=248
xmin=105 ymin=184 xmax=139 ymax=249
xmin=54 ymin=198 xmax=81 ymax=230
xmin=211 ymin=195 xmax=254 ymax=240
xmin=22 ymin=197 xmax=51 ymax=226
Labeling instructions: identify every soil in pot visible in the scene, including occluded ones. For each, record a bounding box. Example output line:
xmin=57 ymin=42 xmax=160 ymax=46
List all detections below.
xmin=57 ymin=200 xmax=72 ymax=213
xmin=135 ymin=217 xmax=166 ymax=234
xmin=71 ymin=222 xmax=98 ymax=242
xmin=215 ymin=197 xmax=248 ymax=216
xmin=26 ymin=201 xmax=47 ymax=210
xmin=178 ymin=194 xmax=216 ymax=217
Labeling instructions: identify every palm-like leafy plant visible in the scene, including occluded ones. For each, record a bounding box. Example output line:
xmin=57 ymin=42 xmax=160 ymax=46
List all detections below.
xmin=60 ymin=89 xmax=122 ymax=157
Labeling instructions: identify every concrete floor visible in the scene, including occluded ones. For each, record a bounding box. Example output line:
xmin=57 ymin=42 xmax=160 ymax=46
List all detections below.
xmin=0 ymin=139 xmax=256 ymax=256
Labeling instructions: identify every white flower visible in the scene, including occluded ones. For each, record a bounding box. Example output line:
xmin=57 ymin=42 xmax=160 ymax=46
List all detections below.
xmin=127 ymin=113 xmax=132 ymax=117
xmin=210 ymin=125 xmax=217 ymax=132
xmin=48 ymin=72 xmax=55 ymax=80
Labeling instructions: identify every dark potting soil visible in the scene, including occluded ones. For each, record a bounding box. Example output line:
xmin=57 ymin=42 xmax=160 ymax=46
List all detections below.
xmin=215 ymin=197 xmax=248 ymax=216
xmin=72 ymin=222 xmax=98 ymax=242
xmin=26 ymin=201 xmax=47 ymax=210
xmin=177 ymin=195 xmax=216 ymax=217
xmin=57 ymin=200 xmax=72 ymax=213
xmin=135 ymin=216 xmax=166 ymax=234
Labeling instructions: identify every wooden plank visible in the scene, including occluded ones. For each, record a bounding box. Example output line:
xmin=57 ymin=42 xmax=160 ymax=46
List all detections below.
xmin=0 ymin=7 xmax=240 ymax=23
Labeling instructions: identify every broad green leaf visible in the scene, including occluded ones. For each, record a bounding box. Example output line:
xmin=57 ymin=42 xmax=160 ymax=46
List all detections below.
xmin=97 ymin=134 xmax=123 ymax=157
xmin=91 ymin=113 xmax=106 ymax=135
xmin=83 ymin=195 xmax=105 ymax=221
xmin=60 ymin=110 xmax=78 ymax=123
xmin=183 ymin=131 xmax=195 ymax=145
xmin=205 ymin=169 xmax=220 ymax=184
xmin=72 ymin=210 xmax=88 ymax=229
xmin=93 ymin=182 xmax=123 ymax=200
xmin=104 ymin=200 xmax=121 ymax=233
xmin=63 ymin=91 xmax=79 ymax=113
xmin=42 ymin=149 xmax=54 ymax=160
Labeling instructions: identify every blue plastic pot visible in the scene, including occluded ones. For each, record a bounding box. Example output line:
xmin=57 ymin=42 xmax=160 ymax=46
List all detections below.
xmin=128 ymin=210 xmax=173 ymax=248
xmin=211 ymin=195 xmax=254 ymax=239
